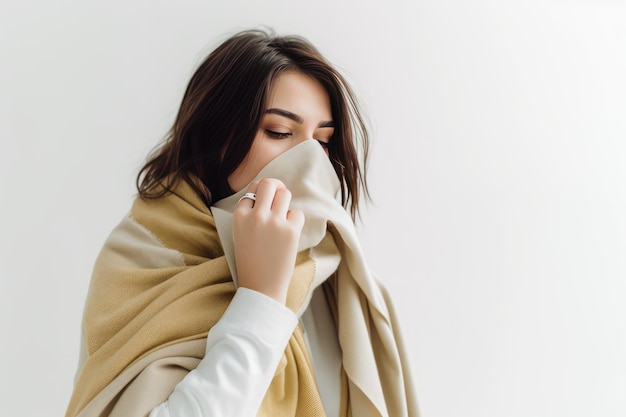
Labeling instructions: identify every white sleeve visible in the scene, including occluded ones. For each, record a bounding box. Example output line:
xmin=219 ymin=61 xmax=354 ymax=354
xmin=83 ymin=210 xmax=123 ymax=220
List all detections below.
xmin=149 ymin=287 xmax=298 ymax=417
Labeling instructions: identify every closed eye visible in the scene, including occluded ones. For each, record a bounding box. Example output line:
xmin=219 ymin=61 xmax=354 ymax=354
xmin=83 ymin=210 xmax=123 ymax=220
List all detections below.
xmin=265 ymin=130 xmax=292 ymax=139
xmin=316 ymin=140 xmax=330 ymax=148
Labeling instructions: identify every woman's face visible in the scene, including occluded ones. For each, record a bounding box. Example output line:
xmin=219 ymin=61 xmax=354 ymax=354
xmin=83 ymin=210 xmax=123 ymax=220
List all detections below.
xmin=227 ymin=71 xmax=335 ymax=192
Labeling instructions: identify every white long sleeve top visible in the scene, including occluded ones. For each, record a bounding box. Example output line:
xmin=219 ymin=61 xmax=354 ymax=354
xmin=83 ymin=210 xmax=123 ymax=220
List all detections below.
xmin=149 ymin=286 xmax=342 ymax=417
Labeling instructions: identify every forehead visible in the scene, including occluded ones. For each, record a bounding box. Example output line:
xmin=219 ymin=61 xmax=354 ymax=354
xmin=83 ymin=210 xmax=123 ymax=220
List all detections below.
xmin=266 ymin=71 xmax=332 ymax=120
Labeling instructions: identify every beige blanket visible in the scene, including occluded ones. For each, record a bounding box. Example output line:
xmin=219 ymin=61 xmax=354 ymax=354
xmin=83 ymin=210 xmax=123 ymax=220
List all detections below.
xmin=65 ymin=140 xmax=419 ymax=417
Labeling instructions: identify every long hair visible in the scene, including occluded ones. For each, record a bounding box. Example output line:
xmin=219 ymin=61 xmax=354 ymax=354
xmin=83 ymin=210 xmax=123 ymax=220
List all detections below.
xmin=137 ymin=29 xmax=369 ymax=219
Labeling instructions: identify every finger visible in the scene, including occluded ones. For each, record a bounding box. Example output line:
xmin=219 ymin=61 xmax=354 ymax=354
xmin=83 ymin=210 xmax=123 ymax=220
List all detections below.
xmin=254 ymin=178 xmax=285 ymax=212
xmin=286 ymin=208 xmax=305 ymax=230
xmin=236 ymin=181 xmax=260 ymax=210
xmin=246 ymin=181 xmax=260 ymax=194
xmin=272 ymin=187 xmax=292 ymax=217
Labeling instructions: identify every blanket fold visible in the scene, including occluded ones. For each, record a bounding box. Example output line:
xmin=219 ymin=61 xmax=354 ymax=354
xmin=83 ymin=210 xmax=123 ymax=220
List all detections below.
xmin=65 ymin=140 xmax=418 ymax=417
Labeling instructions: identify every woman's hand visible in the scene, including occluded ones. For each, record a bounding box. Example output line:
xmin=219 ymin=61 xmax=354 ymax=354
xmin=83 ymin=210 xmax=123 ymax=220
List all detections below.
xmin=232 ymin=178 xmax=305 ymax=305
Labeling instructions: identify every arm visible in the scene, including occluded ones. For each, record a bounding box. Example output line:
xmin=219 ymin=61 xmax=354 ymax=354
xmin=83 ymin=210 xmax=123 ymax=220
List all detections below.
xmin=151 ymin=178 xmax=302 ymax=417
xmin=149 ymin=287 xmax=297 ymax=417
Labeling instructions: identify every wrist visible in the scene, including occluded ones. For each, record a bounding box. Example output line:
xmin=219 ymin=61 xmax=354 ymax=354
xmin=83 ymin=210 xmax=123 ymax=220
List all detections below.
xmin=239 ymin=283 xmax=288 ymax=305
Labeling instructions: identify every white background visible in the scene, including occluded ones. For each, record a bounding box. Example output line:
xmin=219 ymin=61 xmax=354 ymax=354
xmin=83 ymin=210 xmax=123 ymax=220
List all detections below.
xmin=1 ymin=1 xmax=625 ymax=416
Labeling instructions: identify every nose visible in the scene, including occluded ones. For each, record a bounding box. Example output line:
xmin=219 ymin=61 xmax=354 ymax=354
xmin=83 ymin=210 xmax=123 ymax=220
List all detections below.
xmin=293 ymin=135 xmax=315 ymax=146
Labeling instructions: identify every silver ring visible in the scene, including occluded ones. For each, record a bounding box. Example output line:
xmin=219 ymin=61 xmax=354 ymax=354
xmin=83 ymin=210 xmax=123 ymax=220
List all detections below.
xmin=237 ymin=192 xmax=257 ymax=205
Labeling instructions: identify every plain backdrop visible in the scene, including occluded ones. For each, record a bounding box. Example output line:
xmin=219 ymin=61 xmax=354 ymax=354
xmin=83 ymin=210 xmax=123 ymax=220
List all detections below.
xmin=1 ymin=1 xmax=625 ymax=416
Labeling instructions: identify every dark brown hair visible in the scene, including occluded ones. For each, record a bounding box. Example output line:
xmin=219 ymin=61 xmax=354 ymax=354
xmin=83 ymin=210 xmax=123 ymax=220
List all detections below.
xmin=137 ymin=29 xmax=369 ymax=219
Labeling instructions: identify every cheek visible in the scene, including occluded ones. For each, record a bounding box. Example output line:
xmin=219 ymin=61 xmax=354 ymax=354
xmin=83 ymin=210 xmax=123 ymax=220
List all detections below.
xmin=254 ymin=137 xmax=292 ymax=165
xmin=236 ymin=135 xmax=298 ymax=186
xmin=227 ymin=135 xmax=266 ymax=191
xmin=236 ymin=138 xmax=286 ymax=182
xmin=249 ymin=138 xmax=277 ymax=167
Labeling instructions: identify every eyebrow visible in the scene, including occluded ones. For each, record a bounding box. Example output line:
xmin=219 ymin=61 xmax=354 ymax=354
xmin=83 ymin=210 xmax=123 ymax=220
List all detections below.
xmin=265 ymin=108 xmax=335 ymax=128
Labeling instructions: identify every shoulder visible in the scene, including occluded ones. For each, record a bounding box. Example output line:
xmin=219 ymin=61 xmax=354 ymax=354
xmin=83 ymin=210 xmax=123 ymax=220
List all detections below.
xmin=131 ymin=181 xmax=224 ymax=262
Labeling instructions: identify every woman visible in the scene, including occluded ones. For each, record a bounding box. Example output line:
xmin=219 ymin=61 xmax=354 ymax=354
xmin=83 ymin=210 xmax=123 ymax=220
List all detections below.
xmin=66 ymin=29 xmax=418 ymax=417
